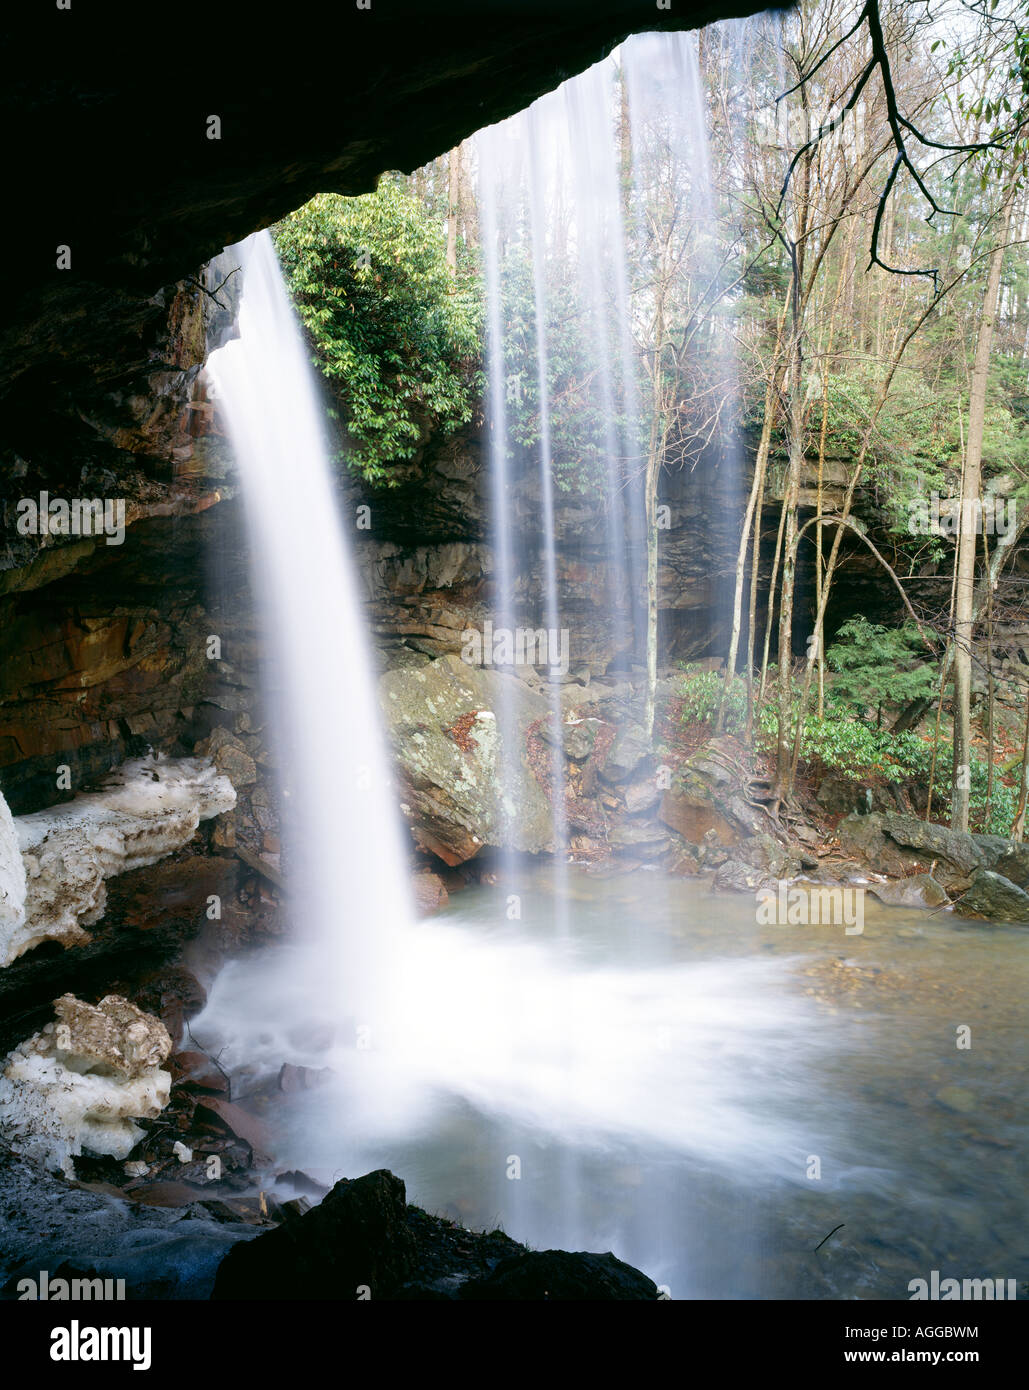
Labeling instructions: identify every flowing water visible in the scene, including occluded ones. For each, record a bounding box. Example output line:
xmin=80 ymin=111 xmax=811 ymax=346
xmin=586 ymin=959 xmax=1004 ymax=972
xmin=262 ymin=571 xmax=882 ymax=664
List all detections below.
xmin=265 ymin=869 xmax=1028 ymax=1300
xmin=200 ymin=231 xmax=416 ymax=1062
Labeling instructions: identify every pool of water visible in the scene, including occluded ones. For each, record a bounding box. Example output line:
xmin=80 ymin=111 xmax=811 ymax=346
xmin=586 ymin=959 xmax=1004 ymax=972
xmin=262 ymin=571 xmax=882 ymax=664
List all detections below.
xmin=200 ymin=867 xmax=1028 ymax=1300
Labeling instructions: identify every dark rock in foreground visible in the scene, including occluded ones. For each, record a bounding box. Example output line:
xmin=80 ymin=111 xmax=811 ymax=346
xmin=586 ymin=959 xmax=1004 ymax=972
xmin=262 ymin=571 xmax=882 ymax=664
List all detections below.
xmin=460 ymin=1249 xmax=658 ymax=1301
xmin=212 ymin=1169 xmax=657 ymax=1301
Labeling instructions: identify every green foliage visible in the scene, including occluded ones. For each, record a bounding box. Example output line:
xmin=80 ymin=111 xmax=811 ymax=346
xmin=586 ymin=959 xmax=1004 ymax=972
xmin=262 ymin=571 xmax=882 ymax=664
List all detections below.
xmin=274 ymin=185 xmax=482 ymax=483
xmin=677 ymin=663 xmax=1015 ymax=835
xmin=678 ymin=664 xmax=746 ymax=730
xmin=825 ymin=616 xmax=937 ymax=717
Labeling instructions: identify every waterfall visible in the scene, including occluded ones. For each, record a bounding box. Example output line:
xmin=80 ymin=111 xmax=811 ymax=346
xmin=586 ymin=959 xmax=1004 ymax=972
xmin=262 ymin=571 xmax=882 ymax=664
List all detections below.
xmin=191 ymin=45 xmax=820 ymax=1291
xmin=197 ymin=231 xmax=415 ymax=1071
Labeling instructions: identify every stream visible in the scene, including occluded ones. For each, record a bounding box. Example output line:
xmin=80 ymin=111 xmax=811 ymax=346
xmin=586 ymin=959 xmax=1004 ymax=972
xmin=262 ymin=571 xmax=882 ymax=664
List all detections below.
xmin=202 ymin=867 xmax=1027 ymax=1300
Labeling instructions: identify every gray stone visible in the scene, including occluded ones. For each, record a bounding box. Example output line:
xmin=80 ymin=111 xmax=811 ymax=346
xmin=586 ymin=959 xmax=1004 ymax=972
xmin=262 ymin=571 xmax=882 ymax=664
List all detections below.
xmin=599 ymin=723 xmax=650 ymax=783
xmin=623 ymin=777 xmax=661 ymax=816
xmin=880 ymin=813 xmax=986 ymax=877
xmin=868 ymin=875 xmax=949 ymax=910
xmin=955 ymin=869 xmax=1029 ymax=924
xmin=987 ymin=840 xmax=1029 ymax=890
xmin=539 ymin=717 xmax=598 ymax=762
xmin=381 ymin=654 xmax=553 ymax=863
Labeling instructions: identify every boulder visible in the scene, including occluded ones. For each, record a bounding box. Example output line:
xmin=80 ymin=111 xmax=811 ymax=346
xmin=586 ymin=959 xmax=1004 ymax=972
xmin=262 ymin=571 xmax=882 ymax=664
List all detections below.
xmin=598 ymin=723 xmax=650 ymax=783
xmin=381 ymin=655 xmax=553 ymax=863
xmin=539 ymin=717 xmax=598 ymax=762
xmin=816 ymin=774 xmax=863 ymax=817
xmin=986 ymin=840 xmax=1029 ymax=890
xmin=835 ymin=813 xmax=914 ymax=877
xmin=879 ymin=813 xmax=987 ymax=878
xmin=868 ymin=875 xmax=949 ymax=910
xmin=712 ymin=833 xmax=801 ymax=893
xmin=194 ymin=1098 xmax=274 ymax=1157
xmin=658 ymin=791 xmax=738 ymax=848
xmin=212 ymin=1169 xmax=416 ymax=1300
xmin=607 ymin=822 xmax=672 ymax=858
xmin=412 ymin=868 xmax=449 ymax=915
xmin=623 ymin=776 xmax=662 ymax=816
xmin=460 ymin=1249 xmax=658 ymax=1301
xmin=954 ymin=870 xmax=1029 ymax=924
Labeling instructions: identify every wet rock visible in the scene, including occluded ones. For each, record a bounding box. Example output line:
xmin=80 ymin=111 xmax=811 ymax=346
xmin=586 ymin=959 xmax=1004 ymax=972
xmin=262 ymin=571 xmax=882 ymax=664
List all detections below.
xmin=460 ymin=1249 xmax=658 ymax=1300
xmin=935 ymin=1086 xmax=977 ymax=1115
xmin=213 ymin=743 xmax=258 ymax=788
xmin=599 ymin=723 xmax=650 ymax=783
xmin=412 ymin=868 xmax=449 ymax=915
xmin=712 ymin=833 xmax=800 ymax=893
xmin=869 ymin=875 xmax=949 ymax=910
xmin=212 ymin=1169 xmax=416 ymax=1300
xmin=278 ymin=1063 xmax=332 ymax=1094
xmin=955 ymin=870 xmax=1029 ymax=924
xmin=986 ymin=840 xmax=1029 ymax=890
xmin=658 ymin=791 xmax=737 ymax=847
xmin=274 ymin=1169 xmax=330 ymax=1197
xmin=607 ymin=822 xmax=672 ymax=858
xmin=168 ymin=1050 xmax=229 ymax=1094
xmin=836 ymin=813 xmax=908 ymax=875
xmin=623 ymin=776 xmax=661 ymax=815
xmin=880 ymin=813 xmax=987 ymax=878
xmin=816 ymin=774 xmax=863 ymax=817
xmin=382 ymin=655 xmax=553 ymax=863
xmin=194 ymin=1097 xmax=273 ymax=1157
xmin=540 ymin=717 xmax=598 ymax=762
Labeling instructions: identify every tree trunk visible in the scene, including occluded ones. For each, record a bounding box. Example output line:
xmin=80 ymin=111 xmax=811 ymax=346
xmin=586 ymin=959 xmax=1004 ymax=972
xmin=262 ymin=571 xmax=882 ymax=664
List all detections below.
xmin=446 ymin=146 xmax=459 ymax=273
xmin=951 ymin=180 xmax=1016 ymax=831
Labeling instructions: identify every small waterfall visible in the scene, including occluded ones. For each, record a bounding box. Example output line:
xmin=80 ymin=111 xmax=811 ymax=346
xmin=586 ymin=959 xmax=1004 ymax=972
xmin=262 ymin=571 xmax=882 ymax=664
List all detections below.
xmin=623 ymin=30 xmax=746 ymax=655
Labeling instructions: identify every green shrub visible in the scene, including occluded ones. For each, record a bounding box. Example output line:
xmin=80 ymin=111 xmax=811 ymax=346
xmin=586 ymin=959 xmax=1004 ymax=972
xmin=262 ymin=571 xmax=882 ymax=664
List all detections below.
xmin=275 ymin=184 xmax=482 ymax=483
xmin=678 ymin=664 xmax=746 ymax=732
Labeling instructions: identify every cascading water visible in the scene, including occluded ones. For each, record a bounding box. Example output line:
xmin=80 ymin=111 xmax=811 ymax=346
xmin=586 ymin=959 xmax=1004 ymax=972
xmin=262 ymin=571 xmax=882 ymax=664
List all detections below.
xmin=195 ymin=231 xmax=416 ymax=1075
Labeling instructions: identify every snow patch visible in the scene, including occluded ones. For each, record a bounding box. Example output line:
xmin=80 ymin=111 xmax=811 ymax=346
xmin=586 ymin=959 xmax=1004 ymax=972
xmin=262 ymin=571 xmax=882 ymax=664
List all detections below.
xmin=1 ymin=754 xmax=236 ymax=966
xmin=0 ymin=994 xmax=173 ymax=1175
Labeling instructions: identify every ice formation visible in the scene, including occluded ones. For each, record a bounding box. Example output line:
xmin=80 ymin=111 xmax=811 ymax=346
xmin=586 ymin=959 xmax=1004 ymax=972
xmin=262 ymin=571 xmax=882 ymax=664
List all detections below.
xmin=0 ymin=754 xmax=236 ymax=966
xmin=0 ymin=994 xmax=173 ymax=1174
